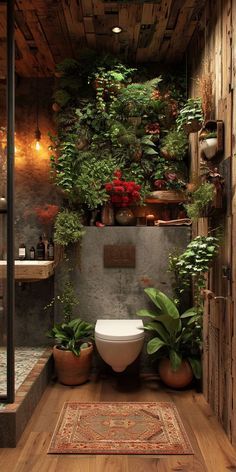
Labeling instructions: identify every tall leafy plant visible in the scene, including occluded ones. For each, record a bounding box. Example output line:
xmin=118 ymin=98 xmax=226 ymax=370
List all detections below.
xmin=137 ymin=288 xmax=202 ymax=378
xmin=169 ymin=235 xmax=219 ymax=313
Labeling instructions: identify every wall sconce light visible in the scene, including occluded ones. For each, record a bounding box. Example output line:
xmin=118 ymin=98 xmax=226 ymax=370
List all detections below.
xmin=112 ymin=26 xmax=123 ymax=34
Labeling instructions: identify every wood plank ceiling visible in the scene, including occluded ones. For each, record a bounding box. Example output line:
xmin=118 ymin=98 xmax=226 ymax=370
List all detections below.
xmin=0 ymin=0 xmax=206 ymax=77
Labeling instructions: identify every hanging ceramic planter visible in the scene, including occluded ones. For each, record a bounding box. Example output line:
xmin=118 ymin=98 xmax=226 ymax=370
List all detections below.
xmin=199 ymin=120 xmax=224 ymax=160
xmin=199 ymin=136 xmax=218 ymax=159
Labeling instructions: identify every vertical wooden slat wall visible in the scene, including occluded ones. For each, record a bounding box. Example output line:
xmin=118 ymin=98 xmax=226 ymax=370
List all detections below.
xmin=188 ymin=0 xmax=236 ymax=444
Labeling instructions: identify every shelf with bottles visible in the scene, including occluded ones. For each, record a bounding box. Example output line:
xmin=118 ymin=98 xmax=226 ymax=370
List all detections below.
xmin=0 ymin=260 xmax=55 ymax=281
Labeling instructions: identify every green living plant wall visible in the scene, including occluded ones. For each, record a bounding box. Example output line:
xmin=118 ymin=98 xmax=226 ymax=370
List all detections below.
xmin=50 ymin=52 xmax=189 ymax=222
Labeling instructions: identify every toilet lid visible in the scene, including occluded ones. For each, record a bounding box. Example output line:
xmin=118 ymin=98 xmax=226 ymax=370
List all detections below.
xmin=95 ymin=319 xmax=144 ymax=341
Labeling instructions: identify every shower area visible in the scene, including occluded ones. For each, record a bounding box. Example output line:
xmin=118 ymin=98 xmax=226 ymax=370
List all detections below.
xmin=0 ymin=2 xmax=53 ymax=447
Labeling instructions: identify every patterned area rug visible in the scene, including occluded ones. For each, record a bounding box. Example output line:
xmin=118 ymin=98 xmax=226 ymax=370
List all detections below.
xmin=48 ymin=402 xmax=193 ymax=455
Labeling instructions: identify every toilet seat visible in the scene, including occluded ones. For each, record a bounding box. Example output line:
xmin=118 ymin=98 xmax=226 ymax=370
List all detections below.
xmin=95 ymin=319 xmax=144 ymax=341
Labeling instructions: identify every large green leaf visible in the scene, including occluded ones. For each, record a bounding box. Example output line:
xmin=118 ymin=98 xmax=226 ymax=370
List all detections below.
xmin=145 ymin=288 xmax=179 ymax=319
xmin=147 ymin=337 xmax=166 ymax=355
xmin=169 ymin=350 xmax=182 ymax=371
xmin=137 ymin=309 xmax=159 ymax=319
xmin=181 ymin=308 xmax=198 ymax=319
xmin=144 ymin=288 xmax=162 ymax=311
xmin=144 ymin=321 xmax=170 ymax=343
xmin=152 ymin=314 xmax=181 ymax=336
xmin=188 ymin=357 xmax=202 ymax=379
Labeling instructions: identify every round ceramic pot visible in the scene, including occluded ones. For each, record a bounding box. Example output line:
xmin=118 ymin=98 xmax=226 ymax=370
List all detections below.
xmin=115 ymin=207 xmax=136 ymax=226
xmin=158 ymin=358 xmax=193 ymax=389
xmin=199 ymin=137 xmax=217 ymax=159
xmin=53 ymin=343 xmax=93 ymax=386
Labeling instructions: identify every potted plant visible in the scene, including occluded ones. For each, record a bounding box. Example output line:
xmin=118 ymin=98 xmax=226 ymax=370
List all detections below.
xmin=46 ymin=277 xmax=94 ymax=386
xmin=53 ymin=209 xmax=85 ymax=246
xmin=160 ymin=129 xmax=188 ymax=160
xmin=137 ymin=288 xmax=202 ymax=388
xmin=176 ymin=97 xmax=203 ymax=134
xmin=184 ymin=181 xmax=215 ymax=220
xmin=168 ymin=234 xmax=219 ymax=314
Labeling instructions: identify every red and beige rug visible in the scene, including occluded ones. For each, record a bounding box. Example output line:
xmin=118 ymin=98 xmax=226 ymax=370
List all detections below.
xmin=48 ymin=402 xmax=193 ymax=455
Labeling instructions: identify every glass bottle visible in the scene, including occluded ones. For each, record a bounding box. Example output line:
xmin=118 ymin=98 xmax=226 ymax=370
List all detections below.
xmin=47 ymin=238 xmax=54 ymax=260
xmin=29 ymin=246 xmax=35 ymax=260
xmin=18 ymin=243 xmax=26 ymax=260
xmin=36 ymin=236 xmax=45 ymax=260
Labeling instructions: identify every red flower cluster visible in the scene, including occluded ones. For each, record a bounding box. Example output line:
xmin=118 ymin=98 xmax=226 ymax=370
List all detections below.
xmin=105 ymin=170 xmax=141 ymax=207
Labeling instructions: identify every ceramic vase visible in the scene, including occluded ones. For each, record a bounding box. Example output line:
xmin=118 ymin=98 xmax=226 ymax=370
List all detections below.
xmin=115 ymin=207 xmax=136 ymax=226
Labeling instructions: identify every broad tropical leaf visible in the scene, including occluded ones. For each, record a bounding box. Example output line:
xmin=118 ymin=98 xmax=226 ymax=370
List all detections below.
xmin=188 ymin=357 xmax=202 ymax=379
xmin=144 ymin=288 xmax=162 ymax=311
xmin=181 ymin=308 xmax=198 ymax=318
xmin=147 ymin=337 xmax=166 ymax=355
xmin=137 ymin=309 xmax=159 ymax=319
xmin=169 ymin=350 xmax=182 ymax=371
xmin=143 ymin=321 xmax=169 ymax=343
xmin=146 ymin=288 xmax=179 ymax=319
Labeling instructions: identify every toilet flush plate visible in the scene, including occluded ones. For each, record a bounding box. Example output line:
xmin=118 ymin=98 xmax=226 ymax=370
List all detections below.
xmin=103 ymin=245 xmax=135 ymax=268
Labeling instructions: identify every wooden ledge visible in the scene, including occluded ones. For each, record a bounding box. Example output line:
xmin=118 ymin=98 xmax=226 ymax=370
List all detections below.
xmin=0 ymin=260 xmax=55 ymax=281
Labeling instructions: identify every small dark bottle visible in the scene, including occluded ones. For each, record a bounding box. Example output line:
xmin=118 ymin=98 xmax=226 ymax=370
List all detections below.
xmin=29 ymin=246 xmax=35 ymax=260
xmin=19 ymin=243 xmax=26 ymax=260
xmin=36 ymin=236 xmax=45 ymax=260
xmin=47 ymin=238 xmax=54 ymax=261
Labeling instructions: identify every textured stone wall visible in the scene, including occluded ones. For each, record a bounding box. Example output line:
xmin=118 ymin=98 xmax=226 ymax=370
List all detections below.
xmin=1 ymin=78 xmax=58 ymax=346
xmin=71 ymin=227 xmax=191 ymax=324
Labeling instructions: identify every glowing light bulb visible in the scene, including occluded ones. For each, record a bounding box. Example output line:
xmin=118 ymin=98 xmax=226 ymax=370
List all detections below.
xmin=35 ymin=140 xmax=41 ymax=151
xmin=112 ymin=26 xmax=122 ymax=34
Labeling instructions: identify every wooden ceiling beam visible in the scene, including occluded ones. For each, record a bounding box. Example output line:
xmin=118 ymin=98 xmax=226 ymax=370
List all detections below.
xmin=24 ymin=10 xmax=55 ymax=75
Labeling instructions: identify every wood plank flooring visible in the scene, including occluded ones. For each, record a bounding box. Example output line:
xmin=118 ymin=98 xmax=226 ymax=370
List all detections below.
xmin=0 ymin=373 xmax=236 ymax=472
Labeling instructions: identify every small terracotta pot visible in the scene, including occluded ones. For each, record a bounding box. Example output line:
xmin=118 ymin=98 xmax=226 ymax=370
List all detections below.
xmin=158 ymin=358 xmax=193 ymax=389
xmin=53 ymin=343 xmax=93 ymax=386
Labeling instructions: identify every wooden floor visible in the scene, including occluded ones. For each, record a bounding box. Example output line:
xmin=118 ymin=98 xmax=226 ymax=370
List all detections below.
xmin=1 ymin=373 xmax=236 ymax=472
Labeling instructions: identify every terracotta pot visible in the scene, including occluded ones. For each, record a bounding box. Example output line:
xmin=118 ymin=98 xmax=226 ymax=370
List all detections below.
xmin=183 ymin=119 xmax=202 ymax=134
xmin=53 ymin=343 xmax=93 ymax=386
xmin=158 ymin=358 xmax=193 ymax=389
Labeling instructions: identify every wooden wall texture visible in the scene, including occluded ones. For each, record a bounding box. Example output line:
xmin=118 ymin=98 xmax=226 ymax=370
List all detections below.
xmin=188 ymin=0 xmax=236 ymax=445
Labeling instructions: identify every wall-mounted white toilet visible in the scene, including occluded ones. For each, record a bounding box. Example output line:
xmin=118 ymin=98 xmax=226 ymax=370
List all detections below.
xmin=95 ymin=319 xmax=145 ymax=373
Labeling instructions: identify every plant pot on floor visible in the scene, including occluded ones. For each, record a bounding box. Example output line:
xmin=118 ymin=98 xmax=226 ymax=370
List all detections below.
xmin=158 ymin=358 xmax=193 ymax=389
xmin=53 ymin=343 xmax=93 ymax=386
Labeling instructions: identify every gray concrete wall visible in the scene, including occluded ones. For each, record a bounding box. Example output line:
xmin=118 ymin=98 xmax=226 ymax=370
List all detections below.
xmin=74 ymin=227 xmax=191 ymax=323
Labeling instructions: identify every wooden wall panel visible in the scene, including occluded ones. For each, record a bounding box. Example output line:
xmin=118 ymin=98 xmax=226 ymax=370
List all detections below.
xmin=188 ymin=0 xmax=235 ymax=445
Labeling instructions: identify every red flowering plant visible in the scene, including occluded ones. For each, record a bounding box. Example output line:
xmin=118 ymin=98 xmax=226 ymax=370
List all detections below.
xmin=104 ymin=170 xmax=141 ymax=207
xmin=34 ymin=204 xmax=59 ymax=226
xmin=23 ymin=204 xmax=60 ymax=235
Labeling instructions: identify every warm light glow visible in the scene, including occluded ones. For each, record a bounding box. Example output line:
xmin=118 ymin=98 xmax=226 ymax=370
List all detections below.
xmin=112 ymin=26 xmax=122 ymax=34
xmin=35 ymin=140 xmax=41 ymax=151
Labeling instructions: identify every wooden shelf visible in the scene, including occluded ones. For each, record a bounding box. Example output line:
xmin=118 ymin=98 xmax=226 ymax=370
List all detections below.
xmin=0 ymin=261 xmax=55 ymax=281
xmin=145 ymin=198 xmax=185 ymax=204
xmin=145 ymin=191 xmax=186 ymax=204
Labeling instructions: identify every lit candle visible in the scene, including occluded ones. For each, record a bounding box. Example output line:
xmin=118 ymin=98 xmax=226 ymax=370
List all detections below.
xmin=146 ymin=214 xmax=155 ymax=226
